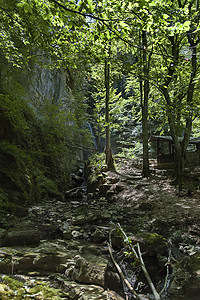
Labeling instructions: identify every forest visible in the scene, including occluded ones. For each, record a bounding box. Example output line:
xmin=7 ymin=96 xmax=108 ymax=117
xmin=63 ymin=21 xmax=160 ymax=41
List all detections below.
xmin=0 ymin=0 xmax=200 ymax=299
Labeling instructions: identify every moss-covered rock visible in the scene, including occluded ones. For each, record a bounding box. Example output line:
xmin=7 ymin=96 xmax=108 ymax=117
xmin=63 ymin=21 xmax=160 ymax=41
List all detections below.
xmin=141 ymin=232 xmax=167 ymax=255
xmin=0 ymin=275 xmax=65 ymax=300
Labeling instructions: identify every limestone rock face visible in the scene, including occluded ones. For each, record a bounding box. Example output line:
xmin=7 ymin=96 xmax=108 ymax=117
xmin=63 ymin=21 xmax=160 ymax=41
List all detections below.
xmin=24 ymin=65 xmax=73 ymax=106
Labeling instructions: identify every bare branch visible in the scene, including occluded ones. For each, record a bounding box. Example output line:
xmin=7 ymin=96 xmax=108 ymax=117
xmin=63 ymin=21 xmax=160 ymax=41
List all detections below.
xmin=117 ymin=224 xmax=161 ymax=300
xmin=107 ymin=242 xmax=142 ymax=300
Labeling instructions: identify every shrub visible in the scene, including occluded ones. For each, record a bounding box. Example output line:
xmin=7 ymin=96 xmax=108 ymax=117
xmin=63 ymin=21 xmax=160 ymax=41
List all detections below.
xmin=0 ymin=94 xmax=78 ymax=212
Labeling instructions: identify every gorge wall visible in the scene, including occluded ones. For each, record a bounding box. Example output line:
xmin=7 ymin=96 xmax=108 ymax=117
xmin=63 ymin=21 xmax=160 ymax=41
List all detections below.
xmin=0 ymin=59 xmax=88 ymax=216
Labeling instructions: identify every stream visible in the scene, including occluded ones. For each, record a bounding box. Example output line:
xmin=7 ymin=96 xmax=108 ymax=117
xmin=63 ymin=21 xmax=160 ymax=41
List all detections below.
xmin=0 ymin=159 xmax=200 ymax=299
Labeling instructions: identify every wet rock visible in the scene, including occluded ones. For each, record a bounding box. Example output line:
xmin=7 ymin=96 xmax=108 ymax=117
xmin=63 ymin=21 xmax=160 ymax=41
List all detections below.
xmin=65 ymin=187 xmax=85 ymax=199
xmin=73 ymin=214 xmax=87 ymax=225
xmin=107 ymin=177 xmax=119 ymax=184
xmin=15 ymin=253 xmax=36 ymax=273
xmin=99 ymin=210 xmax=112 ymax=220
xmin=0 ymin=252 xmax=13 ymax=273
xmin=105 ymin=270 xmax=122 ymax=291
xmin=141 ymin=232 xmax=167 ymax=255
xmin=38 ymin=223 xmax=62 ymax=239
xmin=63 ymin=229 xmax=73 ymax=240
xmin=72 ymin=230 xmax=83 ymax=239
xmin=2 ymin=228 xmax=41 ymax=246
xmin=32 ymin=253 xmax=62 ymax=273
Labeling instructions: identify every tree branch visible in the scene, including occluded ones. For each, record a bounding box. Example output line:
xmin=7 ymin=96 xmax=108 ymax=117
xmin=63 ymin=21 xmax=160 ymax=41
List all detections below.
xmin=107 ymin=241 xmax=142 ymax=300
xmin=117 ymin=224 xmax=161 ymax=300
xmin=49 ymin=0 xmax=173 ymax=58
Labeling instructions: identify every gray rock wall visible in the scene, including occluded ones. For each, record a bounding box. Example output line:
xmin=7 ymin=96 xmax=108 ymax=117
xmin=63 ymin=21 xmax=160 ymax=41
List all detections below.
xmin=23 ymin=64 xmax=73 ymax=106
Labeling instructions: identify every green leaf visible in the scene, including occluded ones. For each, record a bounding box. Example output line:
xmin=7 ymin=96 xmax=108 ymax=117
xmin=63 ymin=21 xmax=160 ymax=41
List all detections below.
xmin=163 ymin=14 xmax=169 ymax=19
xmin=119 ymin=21 xmax=128 ymax=29
xmin=23 ymin=3 xmax=30 ymax=13
xmin=183 ymin=20 xmax=191 ymax=31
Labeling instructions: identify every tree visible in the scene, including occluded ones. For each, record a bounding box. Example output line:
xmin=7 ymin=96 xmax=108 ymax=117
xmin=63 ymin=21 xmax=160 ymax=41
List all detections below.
xmin=104 ymin=49 xmax=115 ymax=170
xmin=149 ymin=0 xmax=200 ymax=180
xmin=140 ymin=31 xmax=152 ymax=177
xmin=109 ymin=0 xmax=200 ymax=179
xmin=2 ymin=0 xmax=200 ymax=180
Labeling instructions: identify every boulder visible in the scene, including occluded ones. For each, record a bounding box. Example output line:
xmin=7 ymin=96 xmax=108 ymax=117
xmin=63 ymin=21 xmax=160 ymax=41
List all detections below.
xmin=65 ymin=254 xmax=108 ymax=287
xmin=2 ymin=228 xmax=41 ymax=246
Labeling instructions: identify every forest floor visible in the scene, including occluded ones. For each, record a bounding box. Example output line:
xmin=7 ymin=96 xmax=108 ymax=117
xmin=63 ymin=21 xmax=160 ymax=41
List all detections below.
xmin=109 ymin=157 xmax=200 ymax=237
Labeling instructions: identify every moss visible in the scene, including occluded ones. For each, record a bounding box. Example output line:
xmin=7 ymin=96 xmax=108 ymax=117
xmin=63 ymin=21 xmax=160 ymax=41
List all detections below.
xmin=143 ymin=232 xmax=166 ymax=244
xmin=28 ymin=283 xmax=63 ymax=299
xmin=2 ymin=276 xmax=24 ymax=289
xmin=0 ymin=276 xmax=65 ymax=300
xmin=142 ymin=232 xmax=167 ymax=254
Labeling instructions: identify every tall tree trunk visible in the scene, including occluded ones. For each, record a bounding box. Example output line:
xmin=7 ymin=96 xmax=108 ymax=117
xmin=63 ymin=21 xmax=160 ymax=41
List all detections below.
xmin=180 ymin=31 xmax=197 ymax=171
xmin=105 ymin=57 xmax=115 ymax=170
xmin=161 ymin=86 xmax=182 ymax=180
xmin=141 ymin=31 xmax=150 ymax=177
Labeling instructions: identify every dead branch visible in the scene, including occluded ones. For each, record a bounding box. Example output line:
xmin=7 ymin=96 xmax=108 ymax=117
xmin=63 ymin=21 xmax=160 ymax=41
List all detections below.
xmin=117 ymin=223 xmax=161 ymax=300
xmin=159 ymin=248 xmax=171 ymax=296
xmin=137 ymin=243 xmax=160 ymax=300
xmin=107 ymin=242 xmax=142 ymax=300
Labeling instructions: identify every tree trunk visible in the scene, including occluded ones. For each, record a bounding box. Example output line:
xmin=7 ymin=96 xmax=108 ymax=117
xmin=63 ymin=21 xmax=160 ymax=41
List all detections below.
xmin=105 ymin=57 xmax=115 ymax=170
xmin=141 ymin=31 xmax=150 ymax=177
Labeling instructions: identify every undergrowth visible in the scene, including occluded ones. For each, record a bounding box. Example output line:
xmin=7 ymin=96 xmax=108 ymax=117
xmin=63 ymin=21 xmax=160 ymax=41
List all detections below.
xmin=0 ymin=93 xmax=84 ymax=214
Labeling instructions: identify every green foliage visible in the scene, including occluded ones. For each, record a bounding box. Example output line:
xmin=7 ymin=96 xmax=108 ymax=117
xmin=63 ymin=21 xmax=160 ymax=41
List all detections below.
xmin=88 ymin=153 xmax=106 ymax=183
xmin=0 ymin=93 xmax=81 ymax=211
xmin=117 ymin=142 xmax=143 ymax=159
